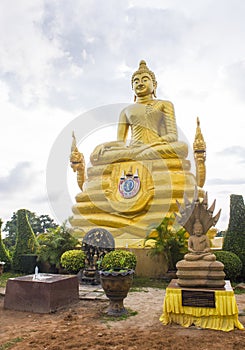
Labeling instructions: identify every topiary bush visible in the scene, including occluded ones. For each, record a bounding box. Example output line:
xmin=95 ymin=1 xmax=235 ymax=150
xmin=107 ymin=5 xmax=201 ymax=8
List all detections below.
xmin=214 ymin=250 xmax=242 ymax=282
xmin=60 ymin=250 xmax=86 ymax=274
xmin=12 ymin=209 xmax=39 ymax=272
xmin=0 ymin=219 xmax=12 ymax=271
xmin=101 ymin=250 xmax=137 ymax=271
xmin=223 ymin=194 xmax=245 ymax=280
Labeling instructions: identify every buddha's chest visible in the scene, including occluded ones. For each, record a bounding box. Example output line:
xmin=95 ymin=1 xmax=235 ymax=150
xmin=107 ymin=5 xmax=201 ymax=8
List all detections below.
xmin=126 ymin=104 xmax=164 ymax=128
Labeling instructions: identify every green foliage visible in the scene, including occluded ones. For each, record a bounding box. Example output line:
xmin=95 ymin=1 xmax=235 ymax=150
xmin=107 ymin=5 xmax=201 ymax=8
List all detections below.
xmin=223 ymin=194 xmax=245 ymax=280
xmin=0 ymin=337 xmax=23 ymax=350
xmin=37 ymin=222 xmax=78 ymax=269
xmin=145 ymin=215 xmax=189 ymax=270
xmin=214 ymin=250 xmax=242 ymax=282
xmin=60 ymin=249 xmax=86 ymax=273
xmin=0 ymin=219 xmax=12 ymax=271
xmin=101 ymin=308 xmax=138 ymax=322
xmin=12 ymin=209 xmax=39 ymax=272
xmin=132 ymin=276 xmax=168 ymax=290
xmin=19 ymin=254 xmax=37 ymax=274
xmin=3 ymin=210 xmax=58 ymax=251
xmin=0 ymin=272 xmax=24 ymax=287
xmin=101 ymin=250 xmax=137 ymax=271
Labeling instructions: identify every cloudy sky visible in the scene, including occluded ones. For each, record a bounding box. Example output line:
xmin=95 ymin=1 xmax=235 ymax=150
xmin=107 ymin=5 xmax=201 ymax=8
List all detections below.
xmin=0 ymin=0 xmax=244 ymax=231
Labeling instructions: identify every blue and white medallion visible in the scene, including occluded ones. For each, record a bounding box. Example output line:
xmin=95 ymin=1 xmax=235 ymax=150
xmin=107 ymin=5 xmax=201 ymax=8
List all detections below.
xmin=119 ymin=169 xmax=140 ymax=198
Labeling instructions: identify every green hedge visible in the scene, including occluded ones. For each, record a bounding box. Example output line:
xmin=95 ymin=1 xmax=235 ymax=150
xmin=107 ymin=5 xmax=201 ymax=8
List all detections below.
xmin=60 ymin=250 xmax=86 ymax=274
xmin=214 ymin=250 xmax=242 ymax=282
xmin=12 ymin=209 xmax=38 ymax=272
xmin=223 ymin=195 xmax=245 ymax=280
xmin=0 ymin=219 xmax=12 ymax=271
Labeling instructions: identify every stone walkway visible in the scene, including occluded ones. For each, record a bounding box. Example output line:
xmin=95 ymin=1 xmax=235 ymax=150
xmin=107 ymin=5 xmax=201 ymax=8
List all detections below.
xmin=78 ymin=284 xmax=107 ymax=300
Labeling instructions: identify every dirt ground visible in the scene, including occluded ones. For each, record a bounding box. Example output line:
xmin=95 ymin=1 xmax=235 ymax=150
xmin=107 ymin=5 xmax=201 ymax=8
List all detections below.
xmin=0 ymin=288 xmax=245 ymax=350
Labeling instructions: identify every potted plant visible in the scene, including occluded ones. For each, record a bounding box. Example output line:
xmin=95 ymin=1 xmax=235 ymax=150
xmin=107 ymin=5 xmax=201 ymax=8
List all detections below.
xmin=99 ymin=249 xmax=137 ymax=316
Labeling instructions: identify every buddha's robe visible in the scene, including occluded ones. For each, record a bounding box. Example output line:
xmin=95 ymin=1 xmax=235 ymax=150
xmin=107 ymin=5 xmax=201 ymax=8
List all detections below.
xmin=90 ymin=100 xmax=188 ymax=165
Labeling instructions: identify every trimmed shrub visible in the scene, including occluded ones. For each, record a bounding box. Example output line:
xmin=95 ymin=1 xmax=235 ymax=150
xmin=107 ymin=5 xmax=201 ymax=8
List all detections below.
xmin=214 ymin=250 xmax=242 ymax=282
xmin=101 ymin=250 xmax=137 ymax=271
xmin=60 ymin=250 xmax=86 ymax=274
xmin=0 ymin=219 xmax=12 ymax=271
xmin=19 ymin=254 xmax=37 ymax=274
xmin=223 ymin=194 xmax=245 ymax=280
xmin=12 ymin=209 xmax=39 ymax=272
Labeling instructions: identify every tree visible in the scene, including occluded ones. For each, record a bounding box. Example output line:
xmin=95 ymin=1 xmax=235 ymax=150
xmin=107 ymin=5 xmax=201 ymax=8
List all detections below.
xmin=145 ymin=215 xmax=188 ymax=271
xmin=37 ymin=221 xmax=78 ymax=272
xmin=0 ymin=219 xmax=12 ymax=271
xmin=12 ymin=209 xmax=39 ymax=272
xmin=223 ymin=194 xmax=245 ymax=280
xmin=3 ymin=210 xmax=58 ymax=250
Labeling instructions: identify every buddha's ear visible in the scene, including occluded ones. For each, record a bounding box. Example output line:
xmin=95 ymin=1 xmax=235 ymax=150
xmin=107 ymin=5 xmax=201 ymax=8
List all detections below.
xmin=134 ymin=95 xmax=137 ymax=102
xmin=153 ymin=81 xmax=157 ymax=98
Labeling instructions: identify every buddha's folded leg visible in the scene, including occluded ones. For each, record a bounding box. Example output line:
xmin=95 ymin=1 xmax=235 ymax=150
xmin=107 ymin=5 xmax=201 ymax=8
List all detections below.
xmin=136 ymin=142 xmax=188 ymax=160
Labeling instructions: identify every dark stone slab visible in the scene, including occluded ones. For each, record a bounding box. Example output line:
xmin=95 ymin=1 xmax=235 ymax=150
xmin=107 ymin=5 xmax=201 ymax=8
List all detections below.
xmin=4 ymin=274 xmax=79 ymax=313
xmin=182 ymin=289 xmax=215 ymax=308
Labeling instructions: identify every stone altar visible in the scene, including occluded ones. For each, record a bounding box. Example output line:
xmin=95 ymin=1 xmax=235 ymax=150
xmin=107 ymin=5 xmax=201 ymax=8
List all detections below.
xmin=4 ymin=274 xmax=79 ymax=313
xmin=175 ymin=190 xmax=225 ymax=288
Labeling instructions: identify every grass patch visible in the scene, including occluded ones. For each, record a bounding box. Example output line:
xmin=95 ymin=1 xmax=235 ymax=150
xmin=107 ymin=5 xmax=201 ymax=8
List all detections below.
xmin=233 ymin=288 xmax=245 ymax=295
xmin=231 ymin=281 xmax=245 ymax=294
xmin=131 ymin=276 xmax=169 ymax=290
xmin=0 ymin=337 xmax=23 ymax=350
xmin=0 ymin=272 xmax=24 ymax=288
xmin=101 ymin=308 xmax=138 ymax=322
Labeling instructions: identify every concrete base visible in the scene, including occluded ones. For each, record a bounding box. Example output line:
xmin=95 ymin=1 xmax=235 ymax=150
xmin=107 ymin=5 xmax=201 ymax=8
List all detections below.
xmin=4 ymin=274 xmax=79 ymax=313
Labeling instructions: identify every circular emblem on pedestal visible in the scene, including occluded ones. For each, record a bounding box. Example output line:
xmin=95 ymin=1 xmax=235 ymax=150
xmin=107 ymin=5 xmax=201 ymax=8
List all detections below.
xmin=119 ymin=171 xmax=140 ymax=198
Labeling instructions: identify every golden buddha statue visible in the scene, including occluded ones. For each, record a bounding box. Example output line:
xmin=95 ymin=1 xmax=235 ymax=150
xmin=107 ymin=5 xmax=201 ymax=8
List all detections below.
xmin=70 ymin=60 xmax=205 ymax=247
xmin=90 ymin=60 xmax=188 ymax=165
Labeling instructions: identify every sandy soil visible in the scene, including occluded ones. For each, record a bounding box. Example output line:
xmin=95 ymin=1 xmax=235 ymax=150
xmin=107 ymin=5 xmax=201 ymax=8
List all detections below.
xmin=0 ymin=288 xmax=245 ymax=350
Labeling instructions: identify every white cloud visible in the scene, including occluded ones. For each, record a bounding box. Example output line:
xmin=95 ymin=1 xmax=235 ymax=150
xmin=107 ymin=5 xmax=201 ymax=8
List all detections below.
xmin=0 ymin=0 xmax=244 ymax=231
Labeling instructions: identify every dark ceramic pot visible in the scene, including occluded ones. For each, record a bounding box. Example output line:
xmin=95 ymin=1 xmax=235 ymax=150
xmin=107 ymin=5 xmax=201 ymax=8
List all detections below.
xmin=99 ymin=269 xmax=134 ymax=316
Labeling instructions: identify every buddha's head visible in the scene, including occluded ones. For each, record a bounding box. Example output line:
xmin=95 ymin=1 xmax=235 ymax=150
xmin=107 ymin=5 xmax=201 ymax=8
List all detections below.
xmin=193 ymin=219 xmax=203 ymax=236
xmin=131 ymin=60 xmax=157 ymax=99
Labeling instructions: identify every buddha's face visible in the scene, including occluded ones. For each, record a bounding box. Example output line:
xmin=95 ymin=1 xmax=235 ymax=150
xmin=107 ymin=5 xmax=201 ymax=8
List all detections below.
xmin=132 ymin=73 xmax=154 ymax=97
xmin=193 ymin=221 xmax=203 ymax=236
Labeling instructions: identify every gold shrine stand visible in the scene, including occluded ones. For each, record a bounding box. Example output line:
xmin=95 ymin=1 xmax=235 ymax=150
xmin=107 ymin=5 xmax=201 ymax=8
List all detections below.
xmin=160 ymin=279 xmax=244 ymax=332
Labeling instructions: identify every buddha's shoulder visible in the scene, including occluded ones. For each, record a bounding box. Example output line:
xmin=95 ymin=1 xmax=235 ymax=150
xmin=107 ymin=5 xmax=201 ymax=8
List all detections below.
xmin=154 ymin=99 xmax=174 ymax=108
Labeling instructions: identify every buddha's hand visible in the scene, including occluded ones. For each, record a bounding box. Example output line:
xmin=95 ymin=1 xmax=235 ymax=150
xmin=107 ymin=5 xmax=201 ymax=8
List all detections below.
xmin=203 ymin=248 xmax=211 ymax=253
xmin=159 ymin=138 xmax=168 ymax=144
